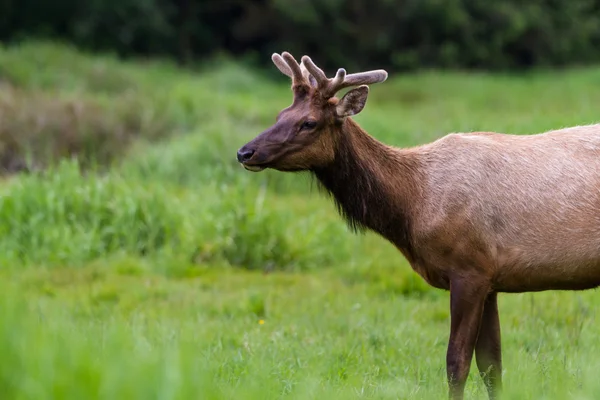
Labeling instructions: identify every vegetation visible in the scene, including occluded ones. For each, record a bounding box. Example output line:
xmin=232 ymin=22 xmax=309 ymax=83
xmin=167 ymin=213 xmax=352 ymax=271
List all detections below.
xmin=2 ymin=1 xmax=600 ymax=71
xmin=2 ymin=40 xmax=600 ymax=398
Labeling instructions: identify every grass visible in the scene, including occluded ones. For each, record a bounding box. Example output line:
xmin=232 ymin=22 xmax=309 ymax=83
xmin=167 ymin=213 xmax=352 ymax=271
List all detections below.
xmin=1 ymin=39 xmax=600 ymax=398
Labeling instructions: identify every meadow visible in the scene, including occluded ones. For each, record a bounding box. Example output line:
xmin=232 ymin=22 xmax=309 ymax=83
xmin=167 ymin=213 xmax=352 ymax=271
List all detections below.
xmin=2 ymin=41 xmax=600 ymax=399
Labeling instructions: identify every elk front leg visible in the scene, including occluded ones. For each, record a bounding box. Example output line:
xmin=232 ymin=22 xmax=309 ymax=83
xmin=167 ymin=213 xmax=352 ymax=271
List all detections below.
xmin=447 ymin=277 xmax=489 ymax=400
xmin=475 ymin=292 xmax=502 ymax=399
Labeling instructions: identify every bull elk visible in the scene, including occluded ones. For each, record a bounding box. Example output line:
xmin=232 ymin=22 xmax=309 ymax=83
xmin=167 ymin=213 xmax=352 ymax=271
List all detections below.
xmin=236 ymin=51 xmax=600 ymax=399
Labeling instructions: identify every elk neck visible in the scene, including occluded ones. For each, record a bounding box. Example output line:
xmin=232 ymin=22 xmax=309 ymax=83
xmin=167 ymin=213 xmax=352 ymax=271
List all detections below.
xmin=311 ymin=118 xmax=422 ymax=260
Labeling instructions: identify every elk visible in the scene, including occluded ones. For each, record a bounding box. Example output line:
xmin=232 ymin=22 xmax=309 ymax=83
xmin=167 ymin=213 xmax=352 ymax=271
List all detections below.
xmin=236 ymin=51 xmax=600 ymax=400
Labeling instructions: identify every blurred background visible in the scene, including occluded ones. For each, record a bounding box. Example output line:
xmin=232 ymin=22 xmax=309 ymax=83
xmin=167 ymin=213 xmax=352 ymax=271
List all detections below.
xmin=2 ymin=1 xmax=600 ymax=399
xmin=3 ymin=0 xmax=600 ymax=71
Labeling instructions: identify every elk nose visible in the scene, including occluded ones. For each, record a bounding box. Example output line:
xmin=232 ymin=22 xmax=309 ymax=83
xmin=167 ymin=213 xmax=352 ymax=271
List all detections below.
xmin=237 ymin=147 xmax=255 ymax=163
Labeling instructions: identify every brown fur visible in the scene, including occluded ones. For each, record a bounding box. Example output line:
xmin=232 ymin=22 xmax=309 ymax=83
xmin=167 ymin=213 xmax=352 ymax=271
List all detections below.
xmin=237 ymin=52 xmax=600 ymax=400
xmin=312 ymin=119 xmax=422 ymax=263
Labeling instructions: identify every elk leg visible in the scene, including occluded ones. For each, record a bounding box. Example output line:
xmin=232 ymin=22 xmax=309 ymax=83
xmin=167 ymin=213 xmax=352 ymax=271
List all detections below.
xmin=475 ymin=292 xmax=502 ymax=399
xmin=447 ymin=277 xmax=489 ymax=400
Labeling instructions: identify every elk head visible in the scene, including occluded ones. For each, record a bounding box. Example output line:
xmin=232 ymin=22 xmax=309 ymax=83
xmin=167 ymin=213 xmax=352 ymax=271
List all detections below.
xmin=237 ymin=52 xmax=388 ymax=172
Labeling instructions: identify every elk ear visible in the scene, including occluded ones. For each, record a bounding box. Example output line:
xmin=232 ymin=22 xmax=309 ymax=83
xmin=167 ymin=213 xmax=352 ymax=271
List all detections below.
xmin=335 ymin=85 xmax=369 ymax=118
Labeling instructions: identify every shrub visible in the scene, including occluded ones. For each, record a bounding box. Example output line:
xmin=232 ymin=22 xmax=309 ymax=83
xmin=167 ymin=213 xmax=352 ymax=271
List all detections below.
xmin=0 ymin=41 xmax=287 ymax=175
xmin=0 ymin=84 xmax=177 ymax=173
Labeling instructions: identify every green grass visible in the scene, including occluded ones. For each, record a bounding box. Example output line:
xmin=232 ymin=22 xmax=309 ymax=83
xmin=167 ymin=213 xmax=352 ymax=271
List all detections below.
xmin=1 ymin=40 xmax=600 ymax=399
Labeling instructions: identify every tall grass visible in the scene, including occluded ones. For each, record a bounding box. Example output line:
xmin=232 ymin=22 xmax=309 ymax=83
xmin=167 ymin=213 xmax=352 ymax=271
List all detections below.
xmin=1 ymin=40 xmax=600 ymax=399
xmin=0 ymin=160 xmax=351 ymax=272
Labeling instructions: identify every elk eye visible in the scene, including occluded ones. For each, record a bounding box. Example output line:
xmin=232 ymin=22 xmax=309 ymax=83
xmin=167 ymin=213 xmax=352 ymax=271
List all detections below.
xmin=301 ymin=120 xmax=317 ymax=130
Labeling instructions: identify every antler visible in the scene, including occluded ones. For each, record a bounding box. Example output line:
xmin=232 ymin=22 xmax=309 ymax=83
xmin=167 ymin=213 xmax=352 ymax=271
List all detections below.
xmin=271 ymin=52 xmax=388 ymax=98
xmin=301 ymin=55 xmax=388 ymax=98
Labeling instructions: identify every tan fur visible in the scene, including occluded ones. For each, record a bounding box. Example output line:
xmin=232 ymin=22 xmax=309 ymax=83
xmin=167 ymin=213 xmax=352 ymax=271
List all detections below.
xmin=237 ymin=52 xmax=599 ymax=400
xmin=336 ymin=124 xmax=600 ymax=292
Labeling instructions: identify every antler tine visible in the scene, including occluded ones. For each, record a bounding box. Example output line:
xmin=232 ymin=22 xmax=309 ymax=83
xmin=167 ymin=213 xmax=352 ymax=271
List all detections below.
xmin=330 ymin=70 xmax=388 ymax=94
xmin=272 ymin=53 xmax=293 ymax=78
xmin=281 ymin=52 xmax=308 ymax=86
xmin=345 ymin=70 xmax=388 ymax=86
xmin=328 ymin=68 xmax=388 ymax=96
xmin=300 ymin=56 xmax=328 ymax=87
xmin=324 ymin=68 xmax=347 ymax=96
xmin=299 ymin=63 xmax=318 ymax=87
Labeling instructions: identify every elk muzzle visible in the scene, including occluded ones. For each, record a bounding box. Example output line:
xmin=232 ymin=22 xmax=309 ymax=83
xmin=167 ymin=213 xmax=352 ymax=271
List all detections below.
xmin=237 ymin=144 xmax=265 ymax=172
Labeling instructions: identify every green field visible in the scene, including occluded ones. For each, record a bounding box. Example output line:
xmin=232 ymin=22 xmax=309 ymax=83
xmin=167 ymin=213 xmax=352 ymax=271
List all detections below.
xmin=2 ymin=41 xmax=600 ymax=399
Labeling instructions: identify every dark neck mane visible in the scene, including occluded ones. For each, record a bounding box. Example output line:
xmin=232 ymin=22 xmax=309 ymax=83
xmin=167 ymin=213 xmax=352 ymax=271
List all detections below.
xmin=311 ymin=118 xmax=420 ymax=258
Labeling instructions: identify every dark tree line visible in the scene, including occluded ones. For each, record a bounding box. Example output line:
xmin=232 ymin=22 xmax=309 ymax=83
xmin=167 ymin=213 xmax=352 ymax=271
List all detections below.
xmin=2 ymin=0 xmax=600 ymax=71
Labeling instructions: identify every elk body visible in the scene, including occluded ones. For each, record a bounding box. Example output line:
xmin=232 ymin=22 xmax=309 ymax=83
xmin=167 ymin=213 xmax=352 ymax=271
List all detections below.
xmin=236 ymin=52 xmax=600 ymax=400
